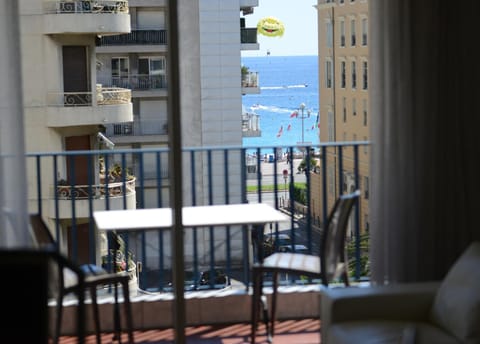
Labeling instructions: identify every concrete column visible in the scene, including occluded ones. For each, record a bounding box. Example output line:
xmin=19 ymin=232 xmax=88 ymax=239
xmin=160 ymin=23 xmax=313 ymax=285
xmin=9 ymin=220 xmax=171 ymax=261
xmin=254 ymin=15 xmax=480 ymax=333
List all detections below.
xmin=0 ymin=2 xmax=30 ymax=246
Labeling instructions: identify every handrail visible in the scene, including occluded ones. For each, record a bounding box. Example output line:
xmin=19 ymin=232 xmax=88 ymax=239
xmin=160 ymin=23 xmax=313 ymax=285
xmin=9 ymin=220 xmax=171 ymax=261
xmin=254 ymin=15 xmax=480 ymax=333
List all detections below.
xmin=45 ymin=0 xmax=129 ymax=14
xmin=55 ymin=178 xmax=136 ymax=199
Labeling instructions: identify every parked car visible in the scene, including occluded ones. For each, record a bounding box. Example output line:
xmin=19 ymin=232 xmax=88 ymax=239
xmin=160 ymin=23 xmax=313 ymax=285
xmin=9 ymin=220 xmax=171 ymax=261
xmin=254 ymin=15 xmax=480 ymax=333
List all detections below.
xmin=263 ymin=233 xmax=292 ymax=246
xmin=278 ymin=244 xmax=309 ymax=254
xmin=166 ymin=268 xmax=230 ymax=291
xmin=262 ymin=233 xmax=293 ymax=257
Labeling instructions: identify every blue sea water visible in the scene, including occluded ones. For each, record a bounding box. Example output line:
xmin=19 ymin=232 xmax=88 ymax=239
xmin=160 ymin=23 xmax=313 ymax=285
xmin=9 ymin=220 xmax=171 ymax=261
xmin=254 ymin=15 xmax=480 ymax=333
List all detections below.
xmin=241 ymin=55 xmax=319 ymax=154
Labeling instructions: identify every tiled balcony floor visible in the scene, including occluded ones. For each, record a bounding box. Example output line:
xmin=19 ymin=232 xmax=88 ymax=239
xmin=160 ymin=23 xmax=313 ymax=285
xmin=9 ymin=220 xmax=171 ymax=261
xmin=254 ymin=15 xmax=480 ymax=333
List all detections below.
xmin=58 ymin=318 xmax=321 ymax=343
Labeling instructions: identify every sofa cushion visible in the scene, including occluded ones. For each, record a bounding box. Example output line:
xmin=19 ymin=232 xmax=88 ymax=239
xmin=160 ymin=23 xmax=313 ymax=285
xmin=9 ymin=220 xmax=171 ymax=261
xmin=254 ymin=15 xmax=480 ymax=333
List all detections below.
xmin=328 ymin=321 xmax=459 ymax=344
xmin=430 ymin=242 xmax=480 ymax=342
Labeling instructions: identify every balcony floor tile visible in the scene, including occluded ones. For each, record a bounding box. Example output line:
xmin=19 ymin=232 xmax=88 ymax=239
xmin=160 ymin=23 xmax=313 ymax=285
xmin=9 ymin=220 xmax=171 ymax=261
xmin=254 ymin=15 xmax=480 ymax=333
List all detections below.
xmin=58 ymin=318 xmax=320 ymax=343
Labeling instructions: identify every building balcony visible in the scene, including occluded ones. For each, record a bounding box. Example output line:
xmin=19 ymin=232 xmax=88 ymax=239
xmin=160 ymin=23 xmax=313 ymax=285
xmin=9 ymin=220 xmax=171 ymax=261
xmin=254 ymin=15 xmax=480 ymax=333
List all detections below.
xmin=27 ymin=142 xmax=370 ymax=339
xmin=97 ymin=75 xmax=167 ymax=97
xmin=240 ymin=0 xmax=259 ymax=12
xmin=242 ymin=71 xmax=260 ymax=94
xmin=46 ymin=87 xmax=133 ymax=127
xmin=96 ymin=29 xmax=167 ymax=46
xmin=43 ymin=0 xmax=130 ymax=35
xmin=242 ymin=110 xmax=261 ymax=137
xmin=51 ymin=179 xmax=136 ymax=219
xmin=105 ymin=119 xmax=169 ymax=143
xmin=241 ymin=27 xmax=259 ymax=50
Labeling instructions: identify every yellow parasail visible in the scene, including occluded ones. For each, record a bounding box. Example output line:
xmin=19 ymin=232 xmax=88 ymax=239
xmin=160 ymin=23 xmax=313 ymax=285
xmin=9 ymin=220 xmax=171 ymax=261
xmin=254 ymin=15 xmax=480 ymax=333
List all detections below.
xmin=257 ymin=16 xmax=285 ymax=37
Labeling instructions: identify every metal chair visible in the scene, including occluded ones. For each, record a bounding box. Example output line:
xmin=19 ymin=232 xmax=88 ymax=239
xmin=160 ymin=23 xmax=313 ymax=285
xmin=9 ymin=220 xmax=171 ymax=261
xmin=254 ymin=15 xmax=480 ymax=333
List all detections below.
xmin=250 ymin=190 xmax=361 ymax=343
xmin=29 ymin=214 xmax=134 ymax=344
xmin=0 ymin=247 xmax=86 ymax=344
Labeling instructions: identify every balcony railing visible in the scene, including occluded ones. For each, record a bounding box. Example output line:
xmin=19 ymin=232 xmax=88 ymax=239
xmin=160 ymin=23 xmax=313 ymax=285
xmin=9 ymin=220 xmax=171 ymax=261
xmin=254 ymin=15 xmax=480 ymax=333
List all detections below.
xmin=56 ymin=178 xmax=135 ymax=199
xmin=242 ymin=112 xmax=261 ymax=137
xmin=96 ymin=29 xmax=167 ymax=45
xmin=241 ymin=28 xmax=257 ymax=44
xmin=28 ymin=142 xmax=370 ymax=294
xmin=45 ymin=0 xmax=129 ymax=14
xmin=46 ymin=87 xmax=131 ymax=106
xmin=97 ymin=75 xmax=167 ymax=90
xmin=242 ymin=71 xmax=259 ymax=88
xmin=106 ymin=119 xmax=168 ymax=137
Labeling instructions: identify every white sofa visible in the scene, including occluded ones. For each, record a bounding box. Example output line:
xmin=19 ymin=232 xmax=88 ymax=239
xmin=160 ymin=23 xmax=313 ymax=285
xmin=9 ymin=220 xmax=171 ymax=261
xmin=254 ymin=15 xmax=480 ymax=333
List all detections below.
xmin=321 ymin=242 xmax=480 ymax=344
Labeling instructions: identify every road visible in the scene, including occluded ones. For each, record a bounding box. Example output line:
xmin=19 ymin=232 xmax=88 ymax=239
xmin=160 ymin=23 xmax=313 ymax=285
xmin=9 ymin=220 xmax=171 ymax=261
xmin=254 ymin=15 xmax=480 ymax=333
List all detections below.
xmin=246 ymin=158 xmax=307 ymax=187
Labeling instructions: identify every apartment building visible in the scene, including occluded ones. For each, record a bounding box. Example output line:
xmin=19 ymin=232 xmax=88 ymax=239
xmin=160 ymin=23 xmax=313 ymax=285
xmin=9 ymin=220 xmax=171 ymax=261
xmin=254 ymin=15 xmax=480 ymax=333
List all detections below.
xmin=93 ymin=0 xmax=260 ymax=272
xmin=19 ymin=0 xmax=135 ymax=264
xmin=312 ymin=0 xmax=369 ymax=235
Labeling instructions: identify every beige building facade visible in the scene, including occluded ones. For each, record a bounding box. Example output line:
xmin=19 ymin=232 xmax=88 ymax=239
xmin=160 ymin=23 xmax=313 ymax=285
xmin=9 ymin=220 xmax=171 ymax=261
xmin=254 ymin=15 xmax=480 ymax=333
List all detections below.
xmin=313 ymin=0 xmax=370 ymax=236
xmin=19 ymin=0 xmax=135 ymax=265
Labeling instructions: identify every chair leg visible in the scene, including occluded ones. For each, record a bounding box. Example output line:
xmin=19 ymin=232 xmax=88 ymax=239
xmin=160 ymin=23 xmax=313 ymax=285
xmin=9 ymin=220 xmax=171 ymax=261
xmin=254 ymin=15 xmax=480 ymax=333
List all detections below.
xmin=54 ymin=293 xmax=64 ymax=344
xmin=90 ymin=286 xmax=102 ymax=344
xmin=112 ymin=283 xmax=122 ymax=342
xmin=250 ymin=268 xmax=260 ymax=344
xmin=260 ymin=272 xmax=270 ymax=343
xmin=122 ymin=279 xmax=135 ymax=344
xmin=270 ymin=271 xmax=279 ymax=340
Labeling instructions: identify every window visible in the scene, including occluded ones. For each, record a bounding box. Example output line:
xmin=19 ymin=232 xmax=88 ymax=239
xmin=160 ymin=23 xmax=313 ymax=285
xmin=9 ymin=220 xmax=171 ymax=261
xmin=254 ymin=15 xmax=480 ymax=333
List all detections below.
xmin=326 ymin=60 xmax=333 ymax=88
xmin=362 ymin=61 xmax=368 ymax=89
xmin=363 ymin=136 xmax=368 ymax=154
xmin=340 ymin=20 xmax=345 ymax=47
xmin=328 ymin=111 xmax=334 ymax=141
xmin=326 ymin=21 xmax=333 ymax=48
xmin=352 ymin=98 xmax=357 ymax=116
xmin=351 ymin=61 xmax=357 ymax=89
xmin=364 ymin=176 xmax=369 ymax=199
xmin=363 ymin=99 xmax=368 ymax=126
xmin=339 ymin=0 xmax=344 ymax=3
xmin=341 ymin=61 xmax=346 ymax=88
xmin=138 ymin=56 xmax=166 ymax=89
xmin=328 ymin=166 xmax=335 ymax=196
xmin=362 ymin=18 xmax=368 ymax=46
xmin=343 ymin=97 xmax=347 ymax=122
xmin=351 ymin=19 xmax=356 ymax=46
xmin=111 ymin=57 xmax=129 ymax=87
xmin=138 ymin=56 xmax=166 ymax=76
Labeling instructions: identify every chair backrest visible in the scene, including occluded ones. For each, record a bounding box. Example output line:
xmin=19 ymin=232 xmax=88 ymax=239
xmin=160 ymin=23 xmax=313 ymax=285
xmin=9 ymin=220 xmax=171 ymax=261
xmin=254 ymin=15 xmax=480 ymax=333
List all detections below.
xmin=321 ymin=190 xmax=360 ymax=284
xmin=29 ymin=214 xmax=56 ymax=247
xmin=0 ymin=248 xmax=52 ymax=343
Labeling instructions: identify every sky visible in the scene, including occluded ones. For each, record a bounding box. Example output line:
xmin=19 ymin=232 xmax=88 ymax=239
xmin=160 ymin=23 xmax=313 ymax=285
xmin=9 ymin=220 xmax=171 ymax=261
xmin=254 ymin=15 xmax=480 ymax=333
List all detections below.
xmin=241 ymin=0 xmax=318 ymax=57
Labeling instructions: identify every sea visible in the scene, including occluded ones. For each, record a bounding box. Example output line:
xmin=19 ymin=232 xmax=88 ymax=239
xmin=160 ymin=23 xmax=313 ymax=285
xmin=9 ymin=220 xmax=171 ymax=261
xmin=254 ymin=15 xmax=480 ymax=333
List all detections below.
xmin=241 ymin=55 xmax=319 ymax=155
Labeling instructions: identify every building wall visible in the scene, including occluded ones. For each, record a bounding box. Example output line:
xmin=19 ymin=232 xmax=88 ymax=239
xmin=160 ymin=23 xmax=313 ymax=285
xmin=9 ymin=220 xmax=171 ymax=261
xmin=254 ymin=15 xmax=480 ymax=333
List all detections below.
xmin=313 ymin=0 xmax=369 ymax=234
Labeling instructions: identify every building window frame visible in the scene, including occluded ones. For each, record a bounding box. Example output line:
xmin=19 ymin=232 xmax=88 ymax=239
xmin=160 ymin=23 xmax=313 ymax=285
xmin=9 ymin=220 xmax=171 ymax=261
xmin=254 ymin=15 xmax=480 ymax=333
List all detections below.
xmin=351 ymin=60 xmax=357 ymax=89
xmin=340 ymin=20 xmax=345 ymax=47
xmin=362 ymin=60 xmax=368 ymax=90
xmin=362 ymin=18 xmax=368 ymax=46
xmin=363 ymin=98 xmax=368 ymax=126
xmin=351 ymin=19 xmax=356 ymax=46
xmin=326 ymin=60 xmax=333 ymax=88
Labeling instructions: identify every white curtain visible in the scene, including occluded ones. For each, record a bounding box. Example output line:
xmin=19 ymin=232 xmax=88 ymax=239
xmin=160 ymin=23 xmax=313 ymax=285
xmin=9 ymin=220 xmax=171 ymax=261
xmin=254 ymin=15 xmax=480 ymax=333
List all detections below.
xmin=0 ymin=2 xmax=30 ymax=247
xmin=370 ymin=0 xmax=480 ymax=284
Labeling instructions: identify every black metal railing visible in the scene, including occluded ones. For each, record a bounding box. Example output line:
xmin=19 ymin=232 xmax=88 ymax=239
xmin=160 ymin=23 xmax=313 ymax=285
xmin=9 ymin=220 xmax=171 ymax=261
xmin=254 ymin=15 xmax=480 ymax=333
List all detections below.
xmin=28 ymin=142 xmax=370 ymax=292
xmin=96 ymin=30 xmax=167 ymax=46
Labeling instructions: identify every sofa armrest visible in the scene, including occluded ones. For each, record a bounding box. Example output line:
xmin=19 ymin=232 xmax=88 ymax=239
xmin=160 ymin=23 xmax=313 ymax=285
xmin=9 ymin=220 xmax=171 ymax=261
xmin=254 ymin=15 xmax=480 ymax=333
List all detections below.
xmin=321 ymin=282 xmax=440 ymax=325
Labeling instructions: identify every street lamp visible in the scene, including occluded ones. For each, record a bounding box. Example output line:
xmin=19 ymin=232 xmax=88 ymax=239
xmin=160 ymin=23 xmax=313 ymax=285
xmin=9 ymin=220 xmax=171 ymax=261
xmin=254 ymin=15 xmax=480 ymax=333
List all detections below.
xmin=293 ymin=103 xmax=311 ymax=155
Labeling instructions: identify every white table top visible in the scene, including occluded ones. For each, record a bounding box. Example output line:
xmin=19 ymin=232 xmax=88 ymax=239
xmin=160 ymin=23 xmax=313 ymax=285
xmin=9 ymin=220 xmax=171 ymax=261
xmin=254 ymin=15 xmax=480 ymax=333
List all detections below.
xmin=93 ymin=203 xmax=289 ymax=231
